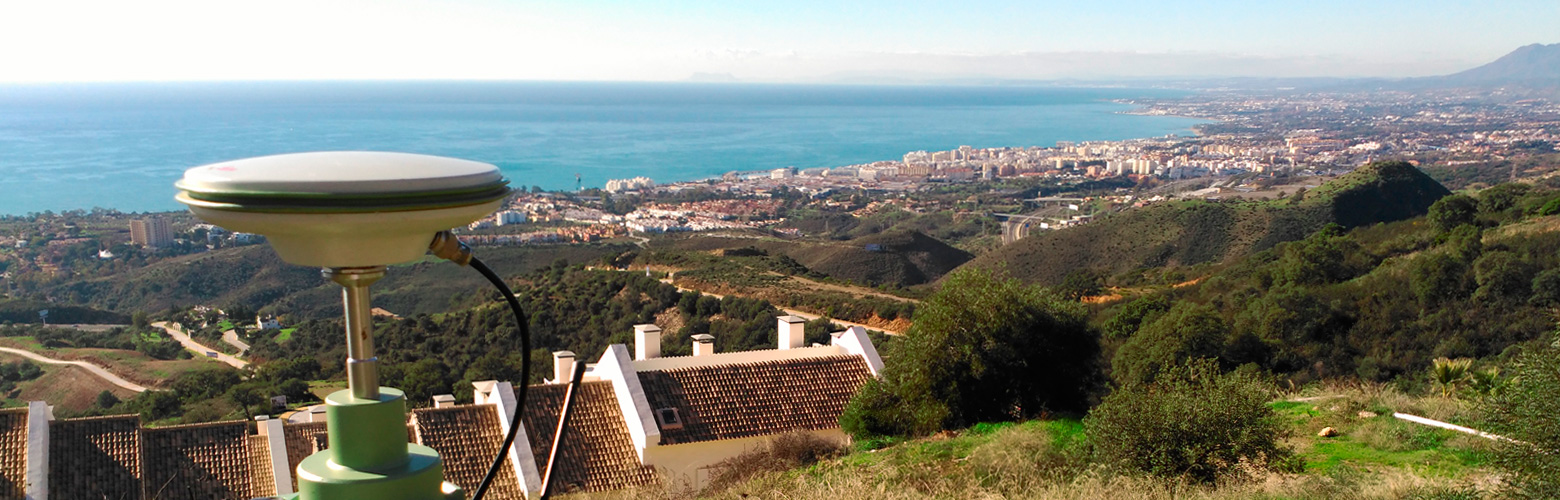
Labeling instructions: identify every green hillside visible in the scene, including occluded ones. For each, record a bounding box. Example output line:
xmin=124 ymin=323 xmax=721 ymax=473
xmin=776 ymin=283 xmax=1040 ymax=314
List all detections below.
xmin=786 ymin=230 xmax=973 ymax=287
xmin=37 ymin=242 xmax=632 ymax=320
xmin=661 ymin=230 xmax=970 ymax=287
xmin=965 ymin=161 xmax=1450 ymax=286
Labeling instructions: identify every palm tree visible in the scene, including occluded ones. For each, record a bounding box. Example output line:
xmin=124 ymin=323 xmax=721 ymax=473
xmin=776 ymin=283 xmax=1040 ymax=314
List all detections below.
xmin=1431 ymin=357 xmax=1473 ymax=398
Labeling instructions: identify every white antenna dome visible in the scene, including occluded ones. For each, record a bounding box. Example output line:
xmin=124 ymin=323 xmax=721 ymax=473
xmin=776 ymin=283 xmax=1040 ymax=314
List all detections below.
xmin=176 ymin=151 xmax=510 ymax=267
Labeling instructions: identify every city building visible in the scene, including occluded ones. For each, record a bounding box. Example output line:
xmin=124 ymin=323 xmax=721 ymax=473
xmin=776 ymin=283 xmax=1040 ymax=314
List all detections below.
xmin=129 ymin=217 xmax=172 ymax=248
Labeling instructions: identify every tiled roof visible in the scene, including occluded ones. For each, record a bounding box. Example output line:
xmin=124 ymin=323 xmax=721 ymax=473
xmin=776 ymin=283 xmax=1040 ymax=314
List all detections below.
xmin=140 ymin=420 xmax=261 ymax=500
xmin=637 ymin=355 xmax=872 ymax=445
xmin=522 ymin=381 xmax=658 ymax=494
xmin=411 ymin=405 xmax=526 ymax=500
xmin=0 ymin=408 xmax=29 ymax=499
xmin=282 ymin=421 xmax=327 ymax=491
xmin=50 ymin=414 xmax=141 ymax=499
xmin=248 ymin=435 xmax=277 ymax=497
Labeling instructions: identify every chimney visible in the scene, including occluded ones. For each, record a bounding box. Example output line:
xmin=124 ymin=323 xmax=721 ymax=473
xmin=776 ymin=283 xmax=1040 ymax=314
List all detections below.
xmin=691 ymin=334 xmax=715 ymax=356
xmin=552 ymin=351 xmax=576 ymax=383
xmin=635 ymin=324 xmax=662 ymax=360
xmin=309 ymin=406 xmax=327 ymax=423
xmin=433 ymin=394 xmax=456 ymax=408
xmin=778 ymin=315 xmax=806 ymax=350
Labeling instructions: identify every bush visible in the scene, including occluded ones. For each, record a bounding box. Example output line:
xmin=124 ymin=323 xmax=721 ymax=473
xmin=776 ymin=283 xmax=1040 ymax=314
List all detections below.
xmin=1086 ymin=358 xmax=1294 ymax=483
xmin=840 ymin=268 xmax=1100 ymax=437
xmin=705 ymin=431 xmax=845 ymax=492
xmin=96 ymin=390 xmax=121 ymax=409
xmin=1428 ymin=194 xmax=1477 ymax=232
xmin=1484 ymin=340 xmax=1560 ymax=498
xmin=1111 ymin=302 xmax=1227 ymax=385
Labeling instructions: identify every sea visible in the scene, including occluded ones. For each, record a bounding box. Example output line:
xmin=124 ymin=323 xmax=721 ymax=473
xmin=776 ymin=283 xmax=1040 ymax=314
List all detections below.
xmin=0 ymin=81 xmax=1207 ymax=216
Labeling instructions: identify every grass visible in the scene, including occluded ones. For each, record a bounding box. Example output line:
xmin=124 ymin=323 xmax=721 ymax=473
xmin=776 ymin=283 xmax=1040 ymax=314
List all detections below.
xmin=276 ymin=327 xmax=296 ymax=343
xmin=573 ymin=384 xmax=1494 ymax=500
xmin=1273 ymin=385 xmax=1491 ymax=479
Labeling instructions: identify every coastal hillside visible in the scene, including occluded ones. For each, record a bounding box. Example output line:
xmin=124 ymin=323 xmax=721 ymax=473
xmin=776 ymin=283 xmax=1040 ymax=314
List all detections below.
xmin=964 ymin=161 xmax=1450 ymax=286
xmin=787 ymin=230 xmax=973 ymax=287
xmin=662 ymin=230 xmax=970 ymax=288
xmin=40 ymin=243 xmax=633 ymax=320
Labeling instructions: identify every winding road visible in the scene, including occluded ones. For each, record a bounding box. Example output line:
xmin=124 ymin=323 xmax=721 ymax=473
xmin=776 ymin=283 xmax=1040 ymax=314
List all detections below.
xmin=152 ymin=322 xmax=249 ymax=369
xmin=221 ymin=329 xmax=250 ymax=352
xmin=0 ymin=347 xmax=147 ymax=393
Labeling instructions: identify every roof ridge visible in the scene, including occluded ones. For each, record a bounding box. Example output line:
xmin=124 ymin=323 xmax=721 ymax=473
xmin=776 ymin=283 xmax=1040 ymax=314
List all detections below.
xmin=647 ymin=353 xmax=863 ymax=374
xmin=142 ymin=418 xmax=249 ymax=431
xmin=410 ymin=403 xmax=496 ymax=415
xmin=55 ymin=413 xmax=140 ymax=423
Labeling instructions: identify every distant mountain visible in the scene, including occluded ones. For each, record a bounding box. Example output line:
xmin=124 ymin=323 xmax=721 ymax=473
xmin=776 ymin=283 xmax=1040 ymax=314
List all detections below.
xmin=1444 ymin=43 xmax=1560 ymax=84
xmin=960 ymin=161 xmax=1449 ymax=286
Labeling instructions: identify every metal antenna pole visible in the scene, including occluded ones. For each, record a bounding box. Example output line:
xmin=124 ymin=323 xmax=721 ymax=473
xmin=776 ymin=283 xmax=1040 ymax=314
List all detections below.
xmin=539 ymin=361 xmax=589 ymax=499
xmin=327 ymin=266 xmax=385 ymax=400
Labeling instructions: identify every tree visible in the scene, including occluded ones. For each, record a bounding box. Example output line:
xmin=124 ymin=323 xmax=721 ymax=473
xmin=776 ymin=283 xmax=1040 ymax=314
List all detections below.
xmin=227 ymin=383 xmax=265 ymax=421
xmin=96 ymin=390 xmax=121 ymax=409
xmin=1428 ymin=194 xmax=1478 ymax=232
xmin=1112 ymin=302 xmax=1228 ymax=385
xmin=1272 ymin=224 xmax=1363 ymax=286
xmin=1102 ymin=294 xmax=1170 ymax=339
xmin=1473 ymin=251 xmax=1537 ymax=304
xmin=1086 ymin=358 xmax=1294 ymax=483
xmin=1410 ymin=252 xmax=1469 ymax=308
xmin=1485 ymin=341 xmax=1560 ymax=498
xmin=840 ymin=268 xmax=1099 ymax=437
xmin=1056 ymin=269 xmax=1103 ymax=301
xmin=1478 ymin=183 xmax=1531 ymax=215
xmin=1530 ymin=268 xmax=1560 ymax=306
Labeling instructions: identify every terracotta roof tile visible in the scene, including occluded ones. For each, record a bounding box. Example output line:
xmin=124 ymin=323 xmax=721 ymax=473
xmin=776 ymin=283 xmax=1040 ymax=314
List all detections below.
xmin=410 ymin=404 xmax=524 ymax=500
xmin=0 ymin=408 xmax=29 ymax=498
xmin=140 ymin=420 xmax=260 ymax=500
xmin=522 ymin=381 xmax=658 ymax=494
xmin=637 ymin=355 xmax=872 ymax=445
xmin=49 ymin=414 xmax=141 ymax=499
xmin=247 ymin=435 xmax=277 ymax=497
xmin=282 ymin=421 xmax=327 ymax=491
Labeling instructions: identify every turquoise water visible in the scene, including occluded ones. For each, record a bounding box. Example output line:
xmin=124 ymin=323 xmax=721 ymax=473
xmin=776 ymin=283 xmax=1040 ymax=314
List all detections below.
xmin=0 ymin=81 xmax=1205 ymax=215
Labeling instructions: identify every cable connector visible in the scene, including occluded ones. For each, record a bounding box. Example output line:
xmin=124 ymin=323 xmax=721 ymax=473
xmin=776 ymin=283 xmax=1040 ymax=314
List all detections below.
xmin=429 ymin=231 xmax=473 ymax=267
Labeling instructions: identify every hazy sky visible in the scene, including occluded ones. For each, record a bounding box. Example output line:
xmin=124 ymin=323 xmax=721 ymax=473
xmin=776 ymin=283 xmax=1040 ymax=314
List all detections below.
xmin=1 ymin=0 xmax=1554 ymax=83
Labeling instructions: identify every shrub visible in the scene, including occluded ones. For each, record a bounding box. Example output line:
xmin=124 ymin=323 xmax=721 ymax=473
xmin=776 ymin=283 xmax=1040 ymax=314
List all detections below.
xmin=1484 ymin=340 xmax=1560 ymax=499
xmin=1086 ymin=358 xmax=1294 ymax=483
xmin=705 ymin=431 xmax=845 ymax=492
xmin=96 ymin=390 xmax=121 ymax=409
xmin=840 ymin=268 xmax=1100 ymax=437
xmin=1111 ymin=302 xmax=1227 ymax=385
xmin=1428 ymin=194 xmax=1477 ymax=232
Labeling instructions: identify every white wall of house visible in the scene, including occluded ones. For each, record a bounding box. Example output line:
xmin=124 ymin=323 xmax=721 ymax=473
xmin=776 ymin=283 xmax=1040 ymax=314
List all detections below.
xmin=644 ymin=428 xmax=849 ymax=490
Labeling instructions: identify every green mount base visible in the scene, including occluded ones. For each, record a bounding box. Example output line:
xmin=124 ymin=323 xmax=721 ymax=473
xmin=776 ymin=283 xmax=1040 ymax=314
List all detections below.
xmin=289 ymin=387 xmax=464 ymax=500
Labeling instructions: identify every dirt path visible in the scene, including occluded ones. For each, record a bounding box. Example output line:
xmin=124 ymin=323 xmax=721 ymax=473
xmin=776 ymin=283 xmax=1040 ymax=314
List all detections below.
xmin=153 ymin=321 xmax=249 ymax=369
xmin=783 ymin=276 xmax=921 ymax=304
xmin=221 ymin=329 xmax=250 ymax=352
xmin=662 ymin=279 xmax=903 ymax=336
xmin=0 ymin=347 xmax=148 ymax=392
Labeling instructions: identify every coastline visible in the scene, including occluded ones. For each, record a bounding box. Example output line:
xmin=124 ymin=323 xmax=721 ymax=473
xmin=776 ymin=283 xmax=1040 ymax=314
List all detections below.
xmin=0 ymin=83 xmax=1206 ymax=216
